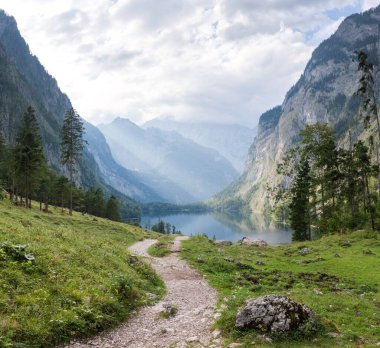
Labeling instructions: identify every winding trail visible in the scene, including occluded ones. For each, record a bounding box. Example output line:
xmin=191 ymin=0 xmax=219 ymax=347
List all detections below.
xmin=66 ymin=236 xmax=220 ymax=348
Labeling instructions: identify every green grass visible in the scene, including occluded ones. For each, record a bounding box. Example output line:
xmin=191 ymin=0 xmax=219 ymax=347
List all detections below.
xmin=181 ymin=232 xmax=380 ymax=347
xmin=0 ymin=198 xmax=164 ymax=347
xmin=147 ymin=235 xmax=174 ymax=257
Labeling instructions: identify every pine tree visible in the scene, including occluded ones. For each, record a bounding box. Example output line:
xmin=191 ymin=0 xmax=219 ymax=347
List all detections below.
xmin=60 ymin=107 xmax=85 ymax=215
xmin=289 ymin=157 xmax=311 ymax=241
xmin=93 ymin=188 xmax=105 ymax=217
xmin=14 ymin=106 xmax=45 ymax=208
xmin=356 ymin=50 xmax=380 ymax=197
xmin=105 ymin=195 xmax=120 ymax=221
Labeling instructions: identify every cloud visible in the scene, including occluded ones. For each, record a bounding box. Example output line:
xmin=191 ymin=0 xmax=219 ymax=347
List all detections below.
xmin=0 ymin=0 xmax=369 ymax=126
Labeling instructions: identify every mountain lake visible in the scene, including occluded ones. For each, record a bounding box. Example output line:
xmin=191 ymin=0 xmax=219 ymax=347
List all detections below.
xmin=140 ymin=212 xmax=292 ymax=244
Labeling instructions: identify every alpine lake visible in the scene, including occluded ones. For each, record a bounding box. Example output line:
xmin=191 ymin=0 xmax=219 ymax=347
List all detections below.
xmin=140 ymin=212 xmax=292 ymax=244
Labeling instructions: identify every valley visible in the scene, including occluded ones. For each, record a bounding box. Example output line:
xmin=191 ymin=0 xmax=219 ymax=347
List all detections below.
xmin=1 ymin=2 xmax=380 ymax=348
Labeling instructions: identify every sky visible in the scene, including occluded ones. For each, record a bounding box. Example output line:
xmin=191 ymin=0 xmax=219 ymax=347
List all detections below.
xmin=0 ymin=0 xmax=379 ymax=127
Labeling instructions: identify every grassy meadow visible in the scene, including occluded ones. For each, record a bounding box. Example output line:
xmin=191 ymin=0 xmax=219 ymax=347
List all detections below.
xmin=181 ymin=233 xmax=380 ymax=347
xmin=0 ymin=198 xmax=164 ymax=347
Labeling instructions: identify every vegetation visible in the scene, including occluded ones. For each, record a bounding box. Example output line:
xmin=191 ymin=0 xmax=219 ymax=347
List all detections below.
xmin=60 ymin=107 xmax=86 ymax=216
xmin=275 ymin=123 xmax=379 ymax=240
xmin=0 ymin=106 xmax=122 ymax=222
xmin=181 ymin=234 xmax=380 ymax=347
xmin=0 ymin=197 xmax=164 ymax=347
xmin=141 ymin=202 xmax=210 ymax=215
xmin=147 ymin=235 xmax=174 ymax=257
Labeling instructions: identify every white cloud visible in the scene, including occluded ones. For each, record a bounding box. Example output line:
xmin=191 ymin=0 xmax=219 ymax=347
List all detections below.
xmin=0 ymin=0 xmax=371 ymax=126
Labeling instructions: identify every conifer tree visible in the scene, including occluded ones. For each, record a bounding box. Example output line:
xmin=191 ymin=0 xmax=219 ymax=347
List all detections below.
xmin=60 ymin=107 xmax=85 ymax=215
xmin=356 ymin=50 xmax=380 ymax=197
xmin=14 ymin=106 xmax=45 ymax=208
xmin=105 ymin=195 xmax=120 ymax=221
xmin=289 ymin=157 xmax=311 ymax=241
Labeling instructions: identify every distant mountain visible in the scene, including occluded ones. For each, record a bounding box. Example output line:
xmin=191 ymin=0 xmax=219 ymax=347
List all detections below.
xmin=0 ymin=10 xmax=162 ymax=215
xmin=221 ymin=5 xmax=380 ymax=213
xmin=144 ymin=119 xmax=256 ymax=173
xmin=99 ymin=118 xmax=239 ymax=203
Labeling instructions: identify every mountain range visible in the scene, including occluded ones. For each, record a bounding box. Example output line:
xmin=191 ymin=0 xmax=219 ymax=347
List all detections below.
xmin=99 ymin=118 xmax=239 ymax=203
xmin=144 ymin=119 xmax=256 ymax=173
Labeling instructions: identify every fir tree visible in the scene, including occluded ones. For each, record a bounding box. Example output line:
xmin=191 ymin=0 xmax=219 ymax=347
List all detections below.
xmin=105 ymin=195 xmax=120 ymax=221
xmin=14 ymin=106 xmax=45 ymax=208
xmin=289 ymin=157 xmax=311 ymax=241
xmin=60 ymin=107 xmax=85 ymax=215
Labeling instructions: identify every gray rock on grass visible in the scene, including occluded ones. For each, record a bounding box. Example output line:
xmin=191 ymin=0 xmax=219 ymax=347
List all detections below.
xmin=240 ymin=237 xmax=268 ymax=247
xmin=236 ymin=295 xmax=315 ymax=333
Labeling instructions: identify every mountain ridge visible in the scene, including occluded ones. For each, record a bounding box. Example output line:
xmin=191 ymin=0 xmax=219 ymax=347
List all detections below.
xmin=224 ymin=5 xmax=380 ymax=214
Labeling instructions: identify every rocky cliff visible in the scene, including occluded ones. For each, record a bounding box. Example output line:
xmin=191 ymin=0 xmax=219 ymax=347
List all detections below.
xmin=225 ymin=6 xmax=380 ymax=213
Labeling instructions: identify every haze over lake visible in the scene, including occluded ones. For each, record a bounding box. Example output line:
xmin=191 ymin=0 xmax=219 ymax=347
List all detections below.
xmin=141 ymin=212 xmax=292 ymax=244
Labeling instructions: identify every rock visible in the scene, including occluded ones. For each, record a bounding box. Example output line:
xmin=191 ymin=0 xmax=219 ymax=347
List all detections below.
xmin=146 ymin=292 xmax=160 ymax=301
xmin=224 ymin=257 xmax=235 ymax=263
xmin=295 ymin=257 xmax=325 ymax=264
xmin=256 ymin=260 xmax=265 ymax=265
xmin=235 ymin=295 xmax=315 ymax=333
xmin=228 ymin=344 xmax=243 ymax=348
xmin=313 ymin=288 xmax=323 ymax=295
xmin=241 ymin=237 xmax=268 ymax=247
xmin=212 ymin=329 xmax=221 ymax=338
xmin=215 ymin=240 xmax=233 ymax=246
xmin=161 ymin=303 xmax=178 ymax=317
xmin=299 ymin=248 xmax=309 ymax=255
xmin=327 ymin=332 xmax=343 ymax=338
xmin=187 ymin=336 xmax=199 ymax=342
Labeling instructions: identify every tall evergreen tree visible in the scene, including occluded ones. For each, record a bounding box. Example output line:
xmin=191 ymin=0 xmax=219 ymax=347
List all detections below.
xmin=105 ymin=195 xmax=120 ymax=221
xmin=60 ymin=107 xmax=85 ymax=215
xmin=14 ymin=106 xmax=45 ymax=208
xmin=356 ymin=50 xmax=380 ymax=197
xmin=289 ymin=157 xmax=311 ymax=241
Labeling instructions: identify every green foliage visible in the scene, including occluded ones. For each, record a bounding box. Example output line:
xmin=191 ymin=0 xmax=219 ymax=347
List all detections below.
xmin=147 ymin=236 xmax=174 ymax=257
xmin=60 ymin=107 xmax=85 ymax=215
xmin=14 ymin=106 xmax=46 ymax=207
xmin=181 ymin=235 xmax=380 ymax=347
xmin=289 ymin=158 xmax=311 ymax=241
xmin=150 ymin=220 xmax=179 ymax=234
xmin=0 ymin=199 xmax=164 ymax=347
xmin=105 ymin=195 xmax=121 ymax=222
xmin=276 ymin=123 xmax=379 ymax=239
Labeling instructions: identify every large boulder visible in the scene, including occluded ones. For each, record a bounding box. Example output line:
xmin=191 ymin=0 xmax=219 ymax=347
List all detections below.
xmin=236 ymin=295 xmax=315 ymax=333
xmin=240 ymin=237 xmax=268 ymax=247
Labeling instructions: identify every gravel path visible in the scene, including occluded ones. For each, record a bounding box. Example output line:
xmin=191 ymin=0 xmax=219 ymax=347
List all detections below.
xmin=66 ymin=236 xmax=220 ymax=348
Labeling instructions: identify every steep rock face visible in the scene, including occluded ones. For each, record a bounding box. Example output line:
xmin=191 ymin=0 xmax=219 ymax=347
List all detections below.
xmin=230 ymin=6 xmax=380 ymax=213
xmin=0 ymin=10 xmax=162 ymax=209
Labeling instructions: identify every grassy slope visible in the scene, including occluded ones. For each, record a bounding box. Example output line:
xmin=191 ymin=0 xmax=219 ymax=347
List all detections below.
xmin=0 ymin=199 xmax=164 ymax=348
xmin=181 ymin=232 xmax=380 ymax=347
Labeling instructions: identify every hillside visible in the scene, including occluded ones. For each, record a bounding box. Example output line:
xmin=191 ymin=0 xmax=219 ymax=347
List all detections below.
xmin=0 ymin=197 xmax=164 ymax=347
xmin=99 ymin=118 xmax=239 ymax=203
xmin=224 ymin=6 xmax=380 ymax=213
xmin=0 ymin=10 xmax=163 ymax=213
xmin=144 ymin=119 xmax=256 ymax=173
